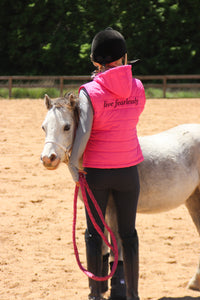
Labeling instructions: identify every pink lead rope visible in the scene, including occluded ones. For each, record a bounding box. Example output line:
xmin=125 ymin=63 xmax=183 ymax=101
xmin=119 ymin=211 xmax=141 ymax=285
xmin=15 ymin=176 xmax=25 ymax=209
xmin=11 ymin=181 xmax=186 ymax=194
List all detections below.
xmin=73 ymin=172 xmax=118 ymax=281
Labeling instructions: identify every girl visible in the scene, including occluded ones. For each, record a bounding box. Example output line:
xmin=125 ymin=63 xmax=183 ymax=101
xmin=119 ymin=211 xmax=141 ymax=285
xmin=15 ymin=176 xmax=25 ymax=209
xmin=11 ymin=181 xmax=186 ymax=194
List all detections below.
xmin=69 ymin=28 xmax=146 ymax=300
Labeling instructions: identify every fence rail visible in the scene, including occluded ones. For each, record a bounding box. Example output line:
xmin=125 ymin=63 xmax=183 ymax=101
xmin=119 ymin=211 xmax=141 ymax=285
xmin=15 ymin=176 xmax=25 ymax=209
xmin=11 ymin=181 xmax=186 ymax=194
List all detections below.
xmin=0 ymin=74 xmax=200 ymax=98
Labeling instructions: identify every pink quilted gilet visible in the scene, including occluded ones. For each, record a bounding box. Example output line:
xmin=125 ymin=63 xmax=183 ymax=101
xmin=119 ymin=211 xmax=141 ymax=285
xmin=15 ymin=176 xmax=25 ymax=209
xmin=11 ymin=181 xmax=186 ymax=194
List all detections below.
xmin=79 ymin=65 xmax=146 ymax=168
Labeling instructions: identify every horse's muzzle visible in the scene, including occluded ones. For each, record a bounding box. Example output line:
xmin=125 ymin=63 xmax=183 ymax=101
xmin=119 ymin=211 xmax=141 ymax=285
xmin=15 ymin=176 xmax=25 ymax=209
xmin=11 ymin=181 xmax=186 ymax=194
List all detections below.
xmin=41 ymin=153 xmax=60 ymax=170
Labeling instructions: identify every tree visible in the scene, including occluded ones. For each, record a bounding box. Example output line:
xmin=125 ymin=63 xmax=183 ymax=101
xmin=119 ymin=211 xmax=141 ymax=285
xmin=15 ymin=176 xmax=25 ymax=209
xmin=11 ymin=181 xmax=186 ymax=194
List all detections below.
xmin=0 ymin=0 xmax=199 ymax=75
xmin=115 ymin=0 xmax=200 ymax=74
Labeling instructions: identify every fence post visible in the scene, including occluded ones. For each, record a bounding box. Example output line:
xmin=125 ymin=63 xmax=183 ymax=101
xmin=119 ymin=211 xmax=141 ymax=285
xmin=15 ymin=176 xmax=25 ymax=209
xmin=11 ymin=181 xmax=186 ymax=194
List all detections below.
xmin=163 ymin=76 xmax=167 ymax=98
xmin=8 ymin=77 xmax=12 ymax=99
xmin=60 ymin=77 xmax=64 ymax=96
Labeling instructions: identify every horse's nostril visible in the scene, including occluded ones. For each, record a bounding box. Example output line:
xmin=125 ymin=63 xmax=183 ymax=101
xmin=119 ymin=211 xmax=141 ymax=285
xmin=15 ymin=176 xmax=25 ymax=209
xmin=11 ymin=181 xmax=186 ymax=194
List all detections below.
xmin=50 ymin=153 xmax=57 ymax=161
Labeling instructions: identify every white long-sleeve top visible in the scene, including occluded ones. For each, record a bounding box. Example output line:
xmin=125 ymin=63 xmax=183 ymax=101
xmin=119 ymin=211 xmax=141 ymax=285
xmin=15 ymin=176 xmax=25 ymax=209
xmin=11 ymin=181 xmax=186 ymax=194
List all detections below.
xmin=68 ymin=88 xmax=93 ymax=182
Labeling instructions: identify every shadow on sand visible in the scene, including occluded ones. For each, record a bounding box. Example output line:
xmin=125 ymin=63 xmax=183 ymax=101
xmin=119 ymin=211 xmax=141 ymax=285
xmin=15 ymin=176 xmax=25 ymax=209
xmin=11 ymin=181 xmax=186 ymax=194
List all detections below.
xmin=159 ymin=297 xmax=200 ymax=300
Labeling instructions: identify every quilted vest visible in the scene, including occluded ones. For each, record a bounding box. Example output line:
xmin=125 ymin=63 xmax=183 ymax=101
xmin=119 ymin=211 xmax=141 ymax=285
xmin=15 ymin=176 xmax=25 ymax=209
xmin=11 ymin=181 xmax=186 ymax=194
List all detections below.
xmin=79 ymin=65 xmax=146 ymax=168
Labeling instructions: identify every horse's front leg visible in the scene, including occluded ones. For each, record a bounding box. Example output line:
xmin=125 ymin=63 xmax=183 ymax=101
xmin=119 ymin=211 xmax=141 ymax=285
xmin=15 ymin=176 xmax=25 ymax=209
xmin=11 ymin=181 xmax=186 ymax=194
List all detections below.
xmin=106 ymin=193 xmax=126 ymax=299
xmin=106 ymin=193 xmax=123 ymax=261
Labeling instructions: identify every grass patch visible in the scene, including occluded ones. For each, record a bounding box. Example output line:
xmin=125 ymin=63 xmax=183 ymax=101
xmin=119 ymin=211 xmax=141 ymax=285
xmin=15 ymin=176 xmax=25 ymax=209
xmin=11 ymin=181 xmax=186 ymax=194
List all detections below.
xmin=145 ymin=88 xmax=164 ymax=98
xmin=145 ymin=87 xmax=200 ymax=98
xmin=165 ymin=89 xmax=200 ymax=98
xmin=0 ymin=88 xmax=9 ymax=98
xmin=0 ymin=87 xmax=79 ymax=99
xmin=13 ymin=87 xmax=60 ymax=99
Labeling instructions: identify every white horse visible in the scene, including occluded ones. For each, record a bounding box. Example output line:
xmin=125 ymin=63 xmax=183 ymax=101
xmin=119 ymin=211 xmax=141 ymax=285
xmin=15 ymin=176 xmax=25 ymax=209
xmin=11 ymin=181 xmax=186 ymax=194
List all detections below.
xmin=41 ymin=93 xmax=200 ymax=293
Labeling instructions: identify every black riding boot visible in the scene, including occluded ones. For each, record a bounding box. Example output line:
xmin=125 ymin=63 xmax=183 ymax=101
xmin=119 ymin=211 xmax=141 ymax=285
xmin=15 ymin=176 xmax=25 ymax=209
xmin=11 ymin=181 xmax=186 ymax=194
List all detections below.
xmin=121 ymin=230 xmax=139 ymax=300
xmin=109 ymin=260 xmax=126 ymax=300
xmin=85 ymin=230 xmax=103 ymax=300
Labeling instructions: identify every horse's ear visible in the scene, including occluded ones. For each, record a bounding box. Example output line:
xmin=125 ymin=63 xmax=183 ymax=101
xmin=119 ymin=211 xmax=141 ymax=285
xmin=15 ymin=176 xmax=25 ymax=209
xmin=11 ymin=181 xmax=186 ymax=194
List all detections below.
xmin=63 ymin=92 xmax=80 ymax=125
xmin=65 ymin=92 xmax=76 ymax=109
xmin=44 ymin=94 xmax=53 ymax=110
xmin=64 ymin=92 xmax=71 ymax=99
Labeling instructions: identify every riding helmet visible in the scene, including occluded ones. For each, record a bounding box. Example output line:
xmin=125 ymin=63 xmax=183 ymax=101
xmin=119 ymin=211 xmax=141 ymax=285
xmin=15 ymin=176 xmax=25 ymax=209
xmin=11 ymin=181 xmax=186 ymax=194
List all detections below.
xmin=91 ymin=28 xmax=127 ymax=65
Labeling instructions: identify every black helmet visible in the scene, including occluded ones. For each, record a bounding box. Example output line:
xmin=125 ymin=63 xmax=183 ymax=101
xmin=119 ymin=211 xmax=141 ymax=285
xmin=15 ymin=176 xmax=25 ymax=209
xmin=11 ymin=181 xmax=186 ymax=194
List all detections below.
xmin=91 ymin=28 xmax=127 ymax=65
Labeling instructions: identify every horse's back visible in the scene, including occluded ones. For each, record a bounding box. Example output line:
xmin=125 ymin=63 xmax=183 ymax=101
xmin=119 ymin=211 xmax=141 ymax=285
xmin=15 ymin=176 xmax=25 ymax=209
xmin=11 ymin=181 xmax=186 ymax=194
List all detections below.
xmin=137 ymin=124 xmax=200 ymax=213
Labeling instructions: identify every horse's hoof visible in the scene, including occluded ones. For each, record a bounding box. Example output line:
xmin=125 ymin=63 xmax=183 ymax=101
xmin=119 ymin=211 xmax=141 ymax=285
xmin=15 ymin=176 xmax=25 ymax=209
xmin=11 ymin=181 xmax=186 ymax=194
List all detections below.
xmin=187 ymin=274 xmax=200 ymax=291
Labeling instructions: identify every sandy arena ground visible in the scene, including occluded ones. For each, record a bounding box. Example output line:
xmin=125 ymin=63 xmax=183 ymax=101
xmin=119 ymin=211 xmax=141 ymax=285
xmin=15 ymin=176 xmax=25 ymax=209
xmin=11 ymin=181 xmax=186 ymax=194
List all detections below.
xmin=1 ymin=98 xmax=200 ymax=300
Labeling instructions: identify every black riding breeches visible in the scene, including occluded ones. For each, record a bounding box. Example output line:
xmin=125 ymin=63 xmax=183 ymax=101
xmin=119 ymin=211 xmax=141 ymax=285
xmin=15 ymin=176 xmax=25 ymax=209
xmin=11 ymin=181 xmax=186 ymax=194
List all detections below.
xmin=84 ymin=165 xmax=140 ymax=240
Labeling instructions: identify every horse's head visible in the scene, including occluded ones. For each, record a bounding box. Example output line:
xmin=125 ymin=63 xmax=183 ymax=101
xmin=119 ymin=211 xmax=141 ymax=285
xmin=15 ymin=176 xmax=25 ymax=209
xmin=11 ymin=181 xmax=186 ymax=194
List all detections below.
xmin=41 ymin=93 xmax=80 ymax=170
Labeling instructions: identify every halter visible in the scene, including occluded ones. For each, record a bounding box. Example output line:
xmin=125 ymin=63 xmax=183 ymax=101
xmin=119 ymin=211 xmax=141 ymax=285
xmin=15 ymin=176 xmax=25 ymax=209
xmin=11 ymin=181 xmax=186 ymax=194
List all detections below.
xmin=45 ymin=140 xmax=72 ymax=162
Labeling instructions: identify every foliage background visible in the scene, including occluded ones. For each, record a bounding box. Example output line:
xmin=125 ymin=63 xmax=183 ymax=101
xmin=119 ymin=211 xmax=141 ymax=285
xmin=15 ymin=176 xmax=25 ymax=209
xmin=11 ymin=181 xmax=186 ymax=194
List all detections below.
xmin=0 ymin=0 xmax=199 ymax=76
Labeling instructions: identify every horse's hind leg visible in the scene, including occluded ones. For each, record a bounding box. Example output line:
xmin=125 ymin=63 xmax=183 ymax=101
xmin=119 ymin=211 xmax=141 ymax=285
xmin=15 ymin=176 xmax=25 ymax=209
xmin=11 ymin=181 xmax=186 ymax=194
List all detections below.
xmin=185 ymin=187 xmax=200 ymax=291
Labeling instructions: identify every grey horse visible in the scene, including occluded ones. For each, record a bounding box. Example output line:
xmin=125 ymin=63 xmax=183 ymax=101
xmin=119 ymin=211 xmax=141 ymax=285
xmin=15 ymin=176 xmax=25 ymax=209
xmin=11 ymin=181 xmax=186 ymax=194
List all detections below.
xmin=41 ymin=93 xmax=200 ymax=296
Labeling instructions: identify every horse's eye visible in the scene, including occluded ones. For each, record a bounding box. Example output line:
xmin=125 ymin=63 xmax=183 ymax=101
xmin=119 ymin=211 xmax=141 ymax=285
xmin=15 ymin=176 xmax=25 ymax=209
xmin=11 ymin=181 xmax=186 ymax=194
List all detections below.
xmin=64 ymin=124 xmax=71 ymax=131
xmin=42 ymin=125 xmax=45 ymax=132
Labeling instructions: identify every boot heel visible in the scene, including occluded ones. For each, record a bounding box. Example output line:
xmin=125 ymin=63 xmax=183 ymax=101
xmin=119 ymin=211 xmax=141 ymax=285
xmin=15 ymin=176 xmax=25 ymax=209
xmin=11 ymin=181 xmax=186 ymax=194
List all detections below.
xmin=110 ymin=260 xmax=126 ymax=299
